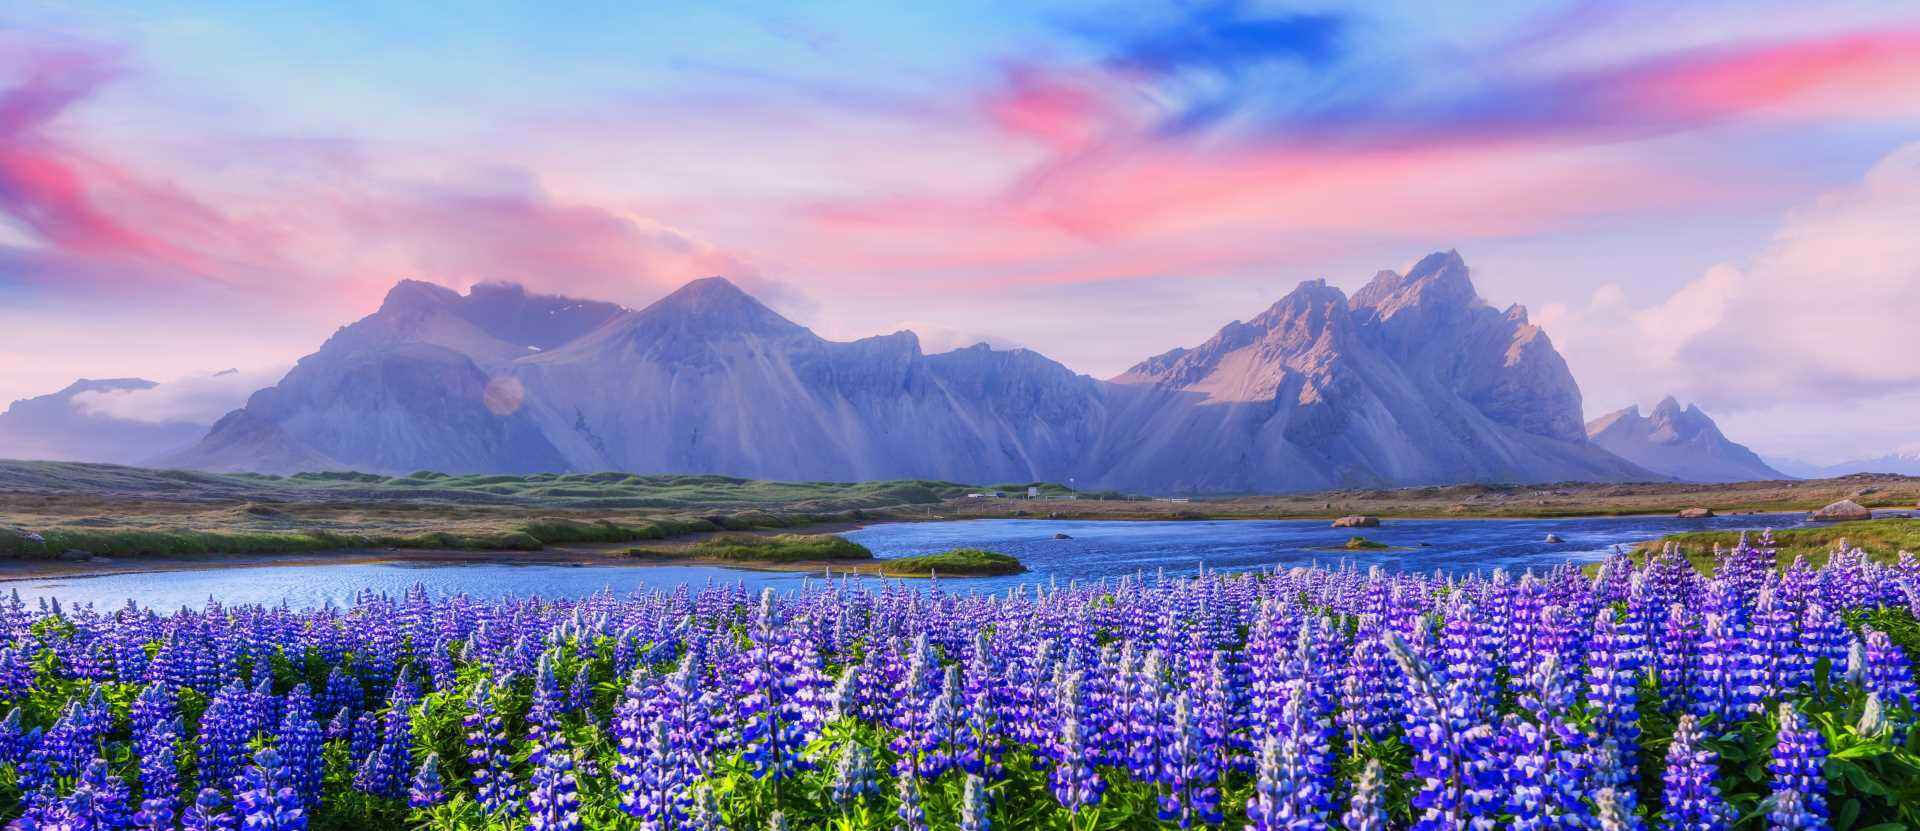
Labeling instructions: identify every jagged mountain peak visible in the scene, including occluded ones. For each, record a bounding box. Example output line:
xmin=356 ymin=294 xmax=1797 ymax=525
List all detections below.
xmin=377 ymin=279 xmax=461 ymax=313
xmin=625 ymin=276 xmax=806 ymax=335
xmin=1351 ymin=249 xmax=1478 ymax=314
xmin=1587 ymin=396 xmax=1783 ymax=482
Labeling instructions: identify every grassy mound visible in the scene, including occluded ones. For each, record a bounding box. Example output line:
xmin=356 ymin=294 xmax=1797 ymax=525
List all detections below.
xmin=1635 ymin=517 xmax=1920 ymax=570
xmin=628 ymin=533 xmax=874 ymax=563
xmin=1344 ymin=536 xmax=1390 ymax=550
xmin=879 ymin=548 xmax=1027 ymax=577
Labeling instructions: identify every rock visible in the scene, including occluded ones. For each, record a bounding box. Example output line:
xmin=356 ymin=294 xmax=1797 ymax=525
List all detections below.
xmin=1544 ymin=534 xmax=1563 ymax=543
xmin=57 ymin=549 xmax=94 ymax=562
xmin=1677 ymin=507 xmax=1715 ymax=519
xmin=1810 ymin=499 xmax=1872 ymax=521
xmin=1331 ymin=515 xmax=1380 ymax=528
xmin=1052 ymin=532 xmax=1073 ymax=540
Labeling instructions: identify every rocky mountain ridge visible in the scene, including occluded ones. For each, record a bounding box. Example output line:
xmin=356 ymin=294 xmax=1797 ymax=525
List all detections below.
xmin=137 ymin=252 xmax=1665 ymax=490
xmin=1585 ymin=396 xmax=1786 ymax=483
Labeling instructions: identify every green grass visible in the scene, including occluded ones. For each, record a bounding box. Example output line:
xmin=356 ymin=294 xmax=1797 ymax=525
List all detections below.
xmin=627 ymin=533 xmax=875 ymax=564
xmin=1634 ymin=517 xmax=1920 ymax=570
xmin=1344 ymin=535 xmax=1390 ymax=550
xmin=879 ymin=548 xmax=1027 ymax=577
xmin=0 ymin=526 xmax=545 ymax=559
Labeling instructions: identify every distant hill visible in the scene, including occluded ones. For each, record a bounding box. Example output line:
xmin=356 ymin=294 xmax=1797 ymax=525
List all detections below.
xmin=1586 ymin=397 xmax=1785 ymax=483
xmin=144 ymin=252 xmax=1652 ymax=491
xmin=1768 ymin=450 xmax=1920 ymax=479
xmin=0 ymin=378 xmax=206 ymax=465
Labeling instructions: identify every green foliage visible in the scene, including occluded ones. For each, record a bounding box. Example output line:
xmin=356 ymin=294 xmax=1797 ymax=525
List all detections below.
xmin=878 ymin=548 xmax=1026 ymax=577
xmin=1639 ymin=519 xmax=1920 ymax=570
xmin=635 ymin=534 xmax=876 ymax=564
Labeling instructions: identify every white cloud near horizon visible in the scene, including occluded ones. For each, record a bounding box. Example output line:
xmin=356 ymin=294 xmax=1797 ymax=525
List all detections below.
xmin=1542 ymin=141 xmax=1920 ymax=459
xmin=72 ymin=366 xmax=287 ymax=425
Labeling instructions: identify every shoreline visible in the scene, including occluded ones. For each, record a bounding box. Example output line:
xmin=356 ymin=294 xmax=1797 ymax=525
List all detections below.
xmin=1 ymin=507 xmax=1852 ymax=582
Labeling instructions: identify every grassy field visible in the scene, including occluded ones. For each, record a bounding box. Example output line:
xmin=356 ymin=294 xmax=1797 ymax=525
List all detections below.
xmin=877 ymin=548 xmax=1027 ymax=577
xmin=4 ymin=458 xmax=1918 ymax=565
xmin=624 ymin=533 xmax=875 ymax=564
xmin=0 ymin=460 xmax=967 ymax=561
xmin=943 ymin=474 xmax=1920 ymax=521
xmin=1634 ymin=517 xmax=1920 ymax=569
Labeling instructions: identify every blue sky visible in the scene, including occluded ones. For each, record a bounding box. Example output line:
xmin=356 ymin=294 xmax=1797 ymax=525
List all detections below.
xmin=3 ymin=1 xmax=1919 ymax=462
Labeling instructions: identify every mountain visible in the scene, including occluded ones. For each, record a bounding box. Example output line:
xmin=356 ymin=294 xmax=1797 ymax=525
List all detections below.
xmin=0 ymin=378 xmax=208 ymax=464
xmin=165 ymin=252 xmax=1658 ymax=491
xmin=1585 ymin=397 xmax=1785 ymax=483
xmin=160 ymin=281 xmax=627 ymax=473
xmin=1767 ymin=450 xmax=1920 ymax=478
xmin=1095 ymin=252 xmax=1650 ymax=491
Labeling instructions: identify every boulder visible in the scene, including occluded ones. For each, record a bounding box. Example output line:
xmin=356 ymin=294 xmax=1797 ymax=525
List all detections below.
xmin=1544 ymin=533 xmax=1563 ymax=543
xmin=1677 ymin=507 xmax=1715 ymax=519
xmin=57 ymin=549 xmax=93 ymax=562
xmin=1052 ymin=532 xmax=1073 ymax=540
xmin=1332 ymin=515 xmax=1380 ymax=528
xmin=1809 ymin=500 xmax=1872 ymax=522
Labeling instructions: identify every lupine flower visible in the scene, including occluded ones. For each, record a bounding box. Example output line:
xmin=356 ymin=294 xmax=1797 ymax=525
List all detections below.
xmin=960 ymin=773 xmax=991 ymax=831
xmin=464 ymin=676 xmax=519 ymax=815
xmin=1050 ymin=669 xmax=1105 ymax=813
xmin=182 ymin=788 xmax=236 ymax=831
xmin=886 ymin=767 xmax=924 ymax=831
xmin=233 ymin=748 xmax=305 ymax=831
xmin=1767 ymin=702 xmax=1828 ymax=830
xmin=408 ymin=753 xmax=446 ymax=810
xmin=1663 ymin=714 xmax=1732 ymax=831
xmin=1342 ymin=757 xmax=1389 ymax=831
xmin=277 ymin=685 xmax=324 ymax=807
xmin=830 ymin=740 xmax=879 ymax=807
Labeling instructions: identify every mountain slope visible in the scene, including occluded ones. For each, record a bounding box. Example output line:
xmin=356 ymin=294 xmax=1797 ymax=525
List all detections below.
xmin=162 ymin=281 xmax=625 ymax=473
xmin=1094 ymin=252 xmax=1650 ymax=491
xmin=510 ymin=278 xmax=1109 ymax=482
xmin=1585 ymin=397 xmax=1786 ymax=483
xmin=165 ymin=252 xmax=1656 ymax=491
xmin=0 ymin=379 xmax=207 ymax=464
xmin=1768 ymin=449 xmax=1920 ymax=478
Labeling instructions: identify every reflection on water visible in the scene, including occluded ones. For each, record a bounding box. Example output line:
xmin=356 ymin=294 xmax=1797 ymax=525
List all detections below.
xmin=7 ymin=512 xmax=1805 ymax=610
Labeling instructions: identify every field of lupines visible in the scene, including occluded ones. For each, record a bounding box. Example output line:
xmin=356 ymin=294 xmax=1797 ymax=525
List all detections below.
xmin=2 ymin=530 xmax=1919 ymax=830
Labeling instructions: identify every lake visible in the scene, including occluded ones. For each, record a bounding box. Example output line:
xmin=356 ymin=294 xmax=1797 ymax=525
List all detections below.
xmin=5 ymin=512 xmax=1806 ymax=610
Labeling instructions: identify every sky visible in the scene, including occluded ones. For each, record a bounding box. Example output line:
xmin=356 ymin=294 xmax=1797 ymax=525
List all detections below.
xmin=2 ymin=0 xmax=1919 ymax=465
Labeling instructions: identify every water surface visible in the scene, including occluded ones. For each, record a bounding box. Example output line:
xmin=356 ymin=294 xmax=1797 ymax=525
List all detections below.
xmin=7 ymin=512 xmax=1805 ymax=610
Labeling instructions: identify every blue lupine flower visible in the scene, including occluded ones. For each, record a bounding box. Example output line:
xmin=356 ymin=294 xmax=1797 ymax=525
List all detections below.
xmin=1663 ymin=714 xmax=1732 ymax=831
xmin=1767 ymin=702 xmax=1828 ymax=830
xmin=408 ymin=753 xmax=446 ymax=810
xmin=233 ymin=748 xmax=305 ymax=831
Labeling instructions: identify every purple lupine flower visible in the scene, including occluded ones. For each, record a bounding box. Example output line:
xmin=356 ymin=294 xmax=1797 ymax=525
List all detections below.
xmin=1663 ymin=714 xmax=1732 ymax=831
xmin=181 ymin=788 xmax=236 ymax=831
xmin=895 ymin=769 xmax=928 ymax=831
xmin=16 ymin=755 xmax=133 ymax=831
xmin=198 ymin=681 xmax=253 ymax=793
xmin=527 ymin=688 xmax=581 ymax=831
xmin=1387 ymin=631 xmax=1500 ymax=831
xmin=133 ymin=716 xmax=183 ymax=830
xmin=465 ymin=675 xmax=519 ymax=815
xmin=1156 ymin=691 xmax=1222 ymax=829
xmin=408 ymin=753 xmax=446 ymax=810
xmin=735 ymin=589 xmax=825 ymax=783
xmin=352 ymin=679 xmax=414 ymax=800
xmin=959 ymin=773 xmax=990 ymax=831
xmin=1342 ymin=757 xmax=1388 ymax=831
xmin=233 ymin=748 xmax=305 ymax=831
xmin=1586 ymin=610 xmax=1642 ymax=773
xmin=1767 ymin=702 xmax=1828 ymax=830
xmin=1049 ymin=669 xmax=1104 ymax=813
xmin=829 ymin=740 xmax=879 ymax=807
xmin=1858 ymin=628 xmax=1918 ymax=708
xmin=277 ymin=685 xmax=323 ymax=807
